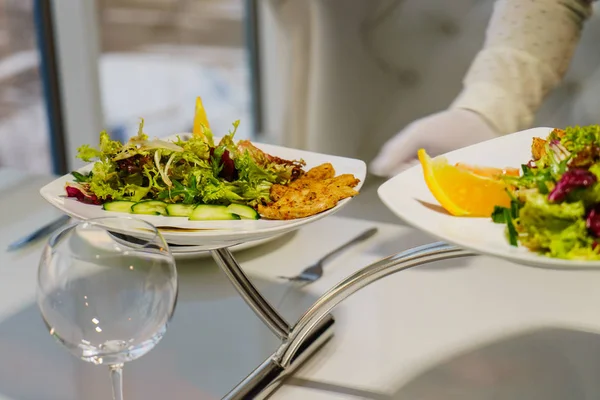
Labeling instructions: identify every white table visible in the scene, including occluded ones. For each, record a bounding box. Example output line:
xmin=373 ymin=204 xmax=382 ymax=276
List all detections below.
xmin=2 ymin=168 xmax=600 ymax=399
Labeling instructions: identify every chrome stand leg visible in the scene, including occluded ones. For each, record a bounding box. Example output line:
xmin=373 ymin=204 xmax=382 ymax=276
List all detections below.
xmin=222 ymin=314 xmax=335 ymax=400
xmin=217 ymin=242 xmax=477 ymax=400
xmin=211 ymin=248 xmax=291 ymax=340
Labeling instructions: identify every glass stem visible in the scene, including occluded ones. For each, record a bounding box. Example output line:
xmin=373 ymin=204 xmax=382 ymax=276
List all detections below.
xmin=109 ymin=363 xmax=124 ymax=400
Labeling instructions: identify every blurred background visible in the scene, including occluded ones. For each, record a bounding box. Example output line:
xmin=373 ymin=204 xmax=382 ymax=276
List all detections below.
xmin=1 ymin=0 xmax=600 ymax=176
xmin=0 ymin=0 xmax=253 ymax=174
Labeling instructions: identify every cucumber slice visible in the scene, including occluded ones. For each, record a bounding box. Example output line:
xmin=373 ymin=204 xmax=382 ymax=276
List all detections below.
xmin=226 ymin=204 xmax=259 ymax=220
xmin=166 ymin=204 xmax=196 ymax=217
xmin=189 ymin=205 xmax=240 ymax=221
xmin=103 ymin=201 xmax=135 ymax=214
xmin=132 ymin=200 xmax=168 ymax=216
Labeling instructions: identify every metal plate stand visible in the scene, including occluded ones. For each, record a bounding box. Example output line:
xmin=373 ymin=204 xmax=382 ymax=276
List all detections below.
xmin=210 ymin=242 xmax=476 ymax=399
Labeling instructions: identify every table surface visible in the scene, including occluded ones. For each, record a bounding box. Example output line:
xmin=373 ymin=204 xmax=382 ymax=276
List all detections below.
xmin=3 ymin=168 xmax=600 ymax=399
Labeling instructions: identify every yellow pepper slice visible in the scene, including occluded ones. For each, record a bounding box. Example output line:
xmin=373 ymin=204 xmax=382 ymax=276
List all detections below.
xmin=193 ymin=96 xmax=211 ymax=136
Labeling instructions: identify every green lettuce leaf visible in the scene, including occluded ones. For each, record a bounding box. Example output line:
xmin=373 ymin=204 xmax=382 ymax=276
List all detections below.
xmin=560 ymin=125 xmax=600 ymax=154
xmin=122 ymin=184 xmax=151 ymax=202
xmin=194 ymin=170 xmax=243 ymax=204
xmin=516 ymin=191 xmax=593 ymax=258
xmin=76 ymin=145 xmax=102 ymax=162
xmin=69 ymin=117 xmax=307 ymax=208
xmin=173 ymin=135 xmax=211 ymax=161
xmin=87 ymin=160 xmax=123 ymax=200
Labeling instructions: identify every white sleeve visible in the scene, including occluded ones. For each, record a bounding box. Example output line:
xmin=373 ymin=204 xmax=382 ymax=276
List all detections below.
xmin=450 ymin=0 xmax=593 ymax=135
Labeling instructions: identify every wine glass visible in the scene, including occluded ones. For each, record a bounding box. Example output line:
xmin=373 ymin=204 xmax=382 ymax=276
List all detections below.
xmin=36 ymin=217 xmax=178 ymax=400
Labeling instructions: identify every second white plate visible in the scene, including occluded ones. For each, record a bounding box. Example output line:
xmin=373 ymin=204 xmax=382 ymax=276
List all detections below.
xmin=171 ymin=233 xmax=286 ymax=260
xmin=377 ymin=127 xmax=600 ymax=269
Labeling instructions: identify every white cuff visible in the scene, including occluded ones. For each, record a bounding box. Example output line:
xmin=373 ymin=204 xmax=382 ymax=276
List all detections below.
xmin=450 ymin=47 xmax=561 ymax=134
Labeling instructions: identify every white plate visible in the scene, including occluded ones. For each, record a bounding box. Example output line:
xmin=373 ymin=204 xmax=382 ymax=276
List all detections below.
xmin=40 ymin=134 xmax=366 ymax=249
xmin=377 ymin=127 xmax=600 ymax=269
xmin=170 ymin=233 xmax=286 ymax=260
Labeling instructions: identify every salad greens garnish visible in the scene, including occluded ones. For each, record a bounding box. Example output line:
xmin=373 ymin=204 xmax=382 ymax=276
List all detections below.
xmin=493 ymin=125 xmax=600 ymax=260
xmin=65 ymin=119 xmax=305 ymax=208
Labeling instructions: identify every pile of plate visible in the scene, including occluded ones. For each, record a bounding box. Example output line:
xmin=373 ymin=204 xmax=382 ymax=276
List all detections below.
xmin=40 ymin=136 xmax=367 ymax=259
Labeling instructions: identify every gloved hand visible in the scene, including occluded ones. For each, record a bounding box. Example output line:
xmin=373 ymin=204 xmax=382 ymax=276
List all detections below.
xmin=370 ymin=0 xmax=592 ymax=178
xmin=369 ymin=109 xmax=499 ymax=177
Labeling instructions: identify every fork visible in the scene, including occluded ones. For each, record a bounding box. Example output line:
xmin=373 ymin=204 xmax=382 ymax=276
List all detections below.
xmin=277 ymin=227 xmax=378 ymax=283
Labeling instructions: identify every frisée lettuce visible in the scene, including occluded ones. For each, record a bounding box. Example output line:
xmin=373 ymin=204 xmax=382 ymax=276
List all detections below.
xmin=66 ymin=119 xmax=305 ymax=208
xmin=493 ymin=125 xmax=600 ymax=260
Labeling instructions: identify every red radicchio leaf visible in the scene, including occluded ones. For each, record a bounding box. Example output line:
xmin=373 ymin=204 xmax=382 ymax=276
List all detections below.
xmin=587 ymin=207 xmax=600 ymax=238
xmin=548 ymin=169 xmax=596 ymax=203
xmin=526 ymin=160 xmax=537 ymax=169
xmin=65 ymin=184 xmax=104 ymax=205
xmin=219 ymin=150 xmax=238 ymax=182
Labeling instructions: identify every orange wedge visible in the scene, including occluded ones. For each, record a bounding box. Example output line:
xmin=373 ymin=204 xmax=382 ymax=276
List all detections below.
xmin=455 ymin=163 xmax=520 ymax=178
xmin=418 ymin=149 xmax=512 ymax=217
xmin=193 ymin=96 xmax=211 ymax=136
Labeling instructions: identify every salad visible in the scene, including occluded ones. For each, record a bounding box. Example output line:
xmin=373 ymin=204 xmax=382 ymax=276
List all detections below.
xmin=65 ymin=118 xmax=306 ymax=220
xmin=493 ymin=125 xmax=600 ymax=260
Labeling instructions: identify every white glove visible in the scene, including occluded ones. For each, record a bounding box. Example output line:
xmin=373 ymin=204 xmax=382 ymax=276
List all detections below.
xmin=369 ymin=109 xmax=499 ymax=177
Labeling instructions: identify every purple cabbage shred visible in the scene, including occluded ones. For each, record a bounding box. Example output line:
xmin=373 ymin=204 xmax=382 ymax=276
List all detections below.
xmin=548 ymin=169 xmax=596 ymax=203
xmin=587 ymin=207 xmax=600 ymax=238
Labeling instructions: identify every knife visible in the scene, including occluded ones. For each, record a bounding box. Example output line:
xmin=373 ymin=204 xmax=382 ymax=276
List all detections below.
xmin=7 ymin=215 xmax=71 ymax=251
